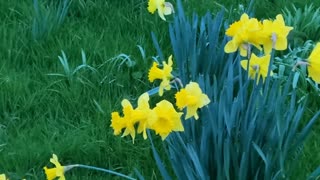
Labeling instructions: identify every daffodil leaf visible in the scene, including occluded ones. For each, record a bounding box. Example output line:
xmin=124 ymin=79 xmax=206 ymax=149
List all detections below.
xmin=292 ymin=71 xmax=300 ymax=89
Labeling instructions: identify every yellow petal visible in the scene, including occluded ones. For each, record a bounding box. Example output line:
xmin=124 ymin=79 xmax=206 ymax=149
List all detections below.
xmin=147 ymin=0 xmax=157 ymax=13
xmin=0 ymin=174 xmax=7 ymax=180
xmin=185 ymin=106 xmax=199 ymax=120
xmin=148 ymin=62 xmax=162 ymax=82
xmin=44 ymin=167 xmax=58 ymax=180
xmin=240 ymin=60 xmax=249 ymax=70
xmin=157 ymin=8 xmax=166 ymax=21
xmin=175 ymin=89 xmax=188 ymax=109
xmin=263 ymin=40 xmax=273 ymax=55
xmin=224 ymin=40 xmax=238 ymax=53
xmin=274 ymin=37 xmax=287 ymax=50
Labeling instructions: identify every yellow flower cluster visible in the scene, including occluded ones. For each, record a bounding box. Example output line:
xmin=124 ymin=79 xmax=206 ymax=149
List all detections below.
xmin=225 ymin=13 xmax=320 ymax=85
xmin=225 ymin=13 xmax=293 ymax=57
xmin=110 ymin=55 xmax=210 ymax=141
xmin=225 ymin=13 xmax=293 ymax=83
xmin=111 ymin=92 xmax=183 ymax=141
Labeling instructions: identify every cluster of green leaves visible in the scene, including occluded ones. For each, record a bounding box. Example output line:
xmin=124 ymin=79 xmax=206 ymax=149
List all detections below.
xmin=283 ymin=4 xmax=320 ymax=47
xmin=1 ymin=0 xmax=320 ymax=179
xmin=32 ymin=0 xmax=70 ymax=40
xmin=149 ymin=0 xmax=320 ymax=179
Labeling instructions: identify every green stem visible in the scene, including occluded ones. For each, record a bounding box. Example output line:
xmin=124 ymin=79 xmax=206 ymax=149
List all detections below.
xmin=74 ymin=164 xmax=136 ymax=180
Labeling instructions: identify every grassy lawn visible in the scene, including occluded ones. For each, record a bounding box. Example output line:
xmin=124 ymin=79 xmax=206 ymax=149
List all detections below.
xmin=1 ymin=0 xmax=320 ymax=179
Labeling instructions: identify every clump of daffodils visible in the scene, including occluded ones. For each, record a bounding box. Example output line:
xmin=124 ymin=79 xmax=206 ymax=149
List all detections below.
xmin=225 ymin=13 xmax=293 ymax=83
xmin=225 ymin=13 xmax=320 ymax=87
xmin=110 ymin=55 xmax=210 ymax=142
xmin=225 ymin=13 xmax=293 ymax=57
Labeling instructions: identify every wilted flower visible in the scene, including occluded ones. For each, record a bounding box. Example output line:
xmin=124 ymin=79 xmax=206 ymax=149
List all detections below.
xmin=147 ymin=0 xmax=174 ymax=21
xmin=240 ymin=53 xmax=272 ymax=83
xmin=151 ymin=100 xmax=184 ymax=140
xmin=307 ymin=42 xmax=320 ymax=83
xmin=224 ymin=13 xmax=263 ymax=57
xmin=175 ymin=82 xmax=210 ymax=120
xmin=260 ymin=14 xmax=293 ymax=54
xmin=148 ymin=55 xmax=174 ymax=96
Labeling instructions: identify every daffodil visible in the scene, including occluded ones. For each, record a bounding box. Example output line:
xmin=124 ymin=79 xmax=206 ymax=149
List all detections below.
xmin=307 ymin=43 xmax=320 ymax=83
xmin=224 ymin=13 xmax=263 ymax=57
xmin=147 ymin=0 xmax=174 ymax=21
xmin=175 ymin=82 xmax=210 ymax=120
xmin=120 ymin=99 xmax=143 ymax=143
xmin=43 ymin=154 xmax=66 ymax=180
xmin=148 ymin=55 xmax=174 ymax=96
xmin=0 ymin=174 xmax=7 ymax=180
xmin=260 ymin=14 xmax=293 ymax=54
xmin=151 ymin=100 xmax=184 ymax=140
xmin=136 ymin=93 xmax=157 ymax=139
xmin=240 ymin=53 xmax=272 ymax=83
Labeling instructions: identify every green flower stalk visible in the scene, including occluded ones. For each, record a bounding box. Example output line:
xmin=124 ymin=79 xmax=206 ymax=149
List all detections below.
xmin=44 ymin=154 xmax=135 ymax=180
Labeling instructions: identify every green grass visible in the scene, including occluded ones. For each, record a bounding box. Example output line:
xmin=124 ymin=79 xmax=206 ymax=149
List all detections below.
xmin=1 ymin=0 xmax=320 ymax=179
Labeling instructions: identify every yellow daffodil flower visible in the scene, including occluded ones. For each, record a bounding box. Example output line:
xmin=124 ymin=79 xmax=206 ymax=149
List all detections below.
xmin=307 ymin=43 xmax=320 ymax=83
xmin=43 ymin=154 xmax=66 ymax=180
xmin=261 ymin=14 xmax=293 ymax=54
xmin=240 ymin=53 xmax=272 ymax=83
xmin=175 ymin=82 xmax=210 ymax=120
xmin=0 ymin=174 xmax=7 ymax=180
xmin=224 ymin=13 xmax=263 ymax=57
xmin=148 ymin=55 xmax=174 ymax=96
xmin=136 ymin=93 xmax=157 ymax=139
xmin=120 ymin=99 xmax=144 ymax=143
xmin=151 ymin=100 xmax=184 ymax=140
xmin=147 ymin=0 xmax=174 ymax=21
